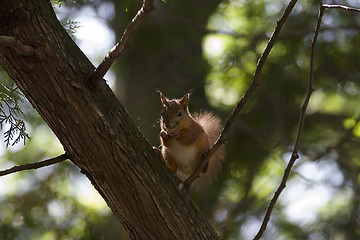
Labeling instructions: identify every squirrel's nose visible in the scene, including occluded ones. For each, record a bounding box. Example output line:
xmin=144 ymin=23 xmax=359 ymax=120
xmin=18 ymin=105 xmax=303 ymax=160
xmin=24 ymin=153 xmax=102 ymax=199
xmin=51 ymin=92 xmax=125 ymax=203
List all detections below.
xmin=165 ymin=122 xmax=178 ymax=130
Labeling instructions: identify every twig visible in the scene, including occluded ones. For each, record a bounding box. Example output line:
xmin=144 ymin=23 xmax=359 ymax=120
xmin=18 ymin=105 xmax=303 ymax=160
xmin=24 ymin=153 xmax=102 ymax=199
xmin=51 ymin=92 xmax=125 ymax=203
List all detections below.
xmin=0 ymin=153 xmax=69 ymax=177
xmin=87 ymin=0 xmax=154 ymax=88
xmin=322 ymin=4 xmax=360 ymax=13
xmin=253 ymin=4 xmax=360 ymax=239
xmin=0 ymin=36 xmax=34 ymax=56
xmin=183 ymin=0 xmax=299 ymax=190
xmin=252 ymin=3 xmax=334 ymax=239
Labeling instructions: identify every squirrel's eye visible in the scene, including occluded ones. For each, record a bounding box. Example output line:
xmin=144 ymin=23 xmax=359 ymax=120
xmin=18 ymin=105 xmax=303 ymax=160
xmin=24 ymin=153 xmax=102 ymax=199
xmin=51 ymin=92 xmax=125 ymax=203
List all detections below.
xmin=177 ymin=111 xmax=182 ymax=117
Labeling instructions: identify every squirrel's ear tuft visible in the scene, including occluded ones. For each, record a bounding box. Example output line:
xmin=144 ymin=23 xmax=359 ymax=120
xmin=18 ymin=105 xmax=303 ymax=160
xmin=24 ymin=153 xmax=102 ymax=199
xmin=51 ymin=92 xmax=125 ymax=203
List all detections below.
xmin=158 ymin=91 xmax=168 ymax=106
xmin=180 ymin=93 xmax=189 ymax=107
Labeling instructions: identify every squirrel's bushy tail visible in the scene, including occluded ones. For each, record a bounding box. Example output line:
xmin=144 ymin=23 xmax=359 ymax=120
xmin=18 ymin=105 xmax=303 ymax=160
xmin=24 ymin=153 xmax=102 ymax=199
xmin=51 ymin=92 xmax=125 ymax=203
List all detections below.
xmin=193 ymin=111 xmax=225 ymax=189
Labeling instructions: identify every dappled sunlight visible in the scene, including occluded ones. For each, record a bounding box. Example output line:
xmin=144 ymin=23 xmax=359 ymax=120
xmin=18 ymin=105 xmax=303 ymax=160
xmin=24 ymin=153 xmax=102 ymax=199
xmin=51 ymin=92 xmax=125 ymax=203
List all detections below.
xmin=199 ymin=1 xmax=360 ymax=238
xmin=250 ymin=152 xmax=284 ymax=200
xmin=284 ymin=160 xmax=344 ymax=224
xmin=70 ymin=175 xmax=109 ymax=214
xmin=1 ymin=0 xmax=360 ymax=239
xmin=205 ymin=79 xmax=240 ymax=107
xmin=203 ymin=35 xmax=227 ymax=59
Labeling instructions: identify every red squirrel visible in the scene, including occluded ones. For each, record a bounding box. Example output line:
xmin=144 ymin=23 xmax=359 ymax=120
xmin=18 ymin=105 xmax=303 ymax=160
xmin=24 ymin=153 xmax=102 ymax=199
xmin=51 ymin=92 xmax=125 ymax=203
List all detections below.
xmin=154 ymin=92 xmax=224 ymax=187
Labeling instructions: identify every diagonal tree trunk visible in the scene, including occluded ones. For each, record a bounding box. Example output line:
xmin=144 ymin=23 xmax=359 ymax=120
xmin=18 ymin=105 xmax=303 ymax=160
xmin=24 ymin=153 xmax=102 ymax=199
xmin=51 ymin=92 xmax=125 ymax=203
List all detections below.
xmin=0 ymin=0 xmax=220 ymax=239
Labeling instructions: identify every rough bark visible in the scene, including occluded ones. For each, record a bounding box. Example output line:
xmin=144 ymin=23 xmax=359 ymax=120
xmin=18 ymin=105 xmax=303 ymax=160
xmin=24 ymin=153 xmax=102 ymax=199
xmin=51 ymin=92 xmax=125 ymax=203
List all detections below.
xmin=0 ymin=0 xmax=220 ymax=239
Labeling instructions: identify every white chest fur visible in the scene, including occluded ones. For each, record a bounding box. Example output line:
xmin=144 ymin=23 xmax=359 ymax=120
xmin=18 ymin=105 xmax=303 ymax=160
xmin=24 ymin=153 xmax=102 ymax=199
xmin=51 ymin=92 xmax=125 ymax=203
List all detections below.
xmin=167 ymin=139 xmax=197 ymax=175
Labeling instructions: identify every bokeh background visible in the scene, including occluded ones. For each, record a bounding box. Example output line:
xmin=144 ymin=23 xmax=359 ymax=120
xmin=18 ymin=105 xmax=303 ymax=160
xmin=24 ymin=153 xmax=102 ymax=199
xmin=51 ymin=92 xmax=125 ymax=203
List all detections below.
xmin=1 ymin=0 xmax=360 ymax=239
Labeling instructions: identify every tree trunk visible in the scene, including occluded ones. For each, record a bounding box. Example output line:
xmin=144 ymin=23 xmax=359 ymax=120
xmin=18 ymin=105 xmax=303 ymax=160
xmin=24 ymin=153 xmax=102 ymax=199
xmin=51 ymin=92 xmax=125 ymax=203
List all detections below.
xmin=0 ymin=0 xmax=220 ymax=239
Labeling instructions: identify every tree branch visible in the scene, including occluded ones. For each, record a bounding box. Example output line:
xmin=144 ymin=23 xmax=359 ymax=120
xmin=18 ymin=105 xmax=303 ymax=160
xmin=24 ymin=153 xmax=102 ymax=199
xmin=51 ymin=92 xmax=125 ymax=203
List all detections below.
xmin=87 ymin=0 xmax=154 ymax=89
xmin=322 ymin=4 xmax=360 ymax=12
xmin=252 ymin=3 xmax=360 ymax=239
xmin=183 ymin=0 xmax=299 ymax=190
xmin=0 ymin=153 xmax=69 ymax=177
xmin=0 ymin=35 xmax=34 ymax=56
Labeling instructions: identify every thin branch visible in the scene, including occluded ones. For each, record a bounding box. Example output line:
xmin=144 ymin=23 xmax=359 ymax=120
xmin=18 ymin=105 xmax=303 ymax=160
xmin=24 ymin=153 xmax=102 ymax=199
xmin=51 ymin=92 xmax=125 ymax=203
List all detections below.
xmin=87 ymin=0 xmax=154 ymax=88
xmin=0 ymin=36 xmax=34 ymax=56
xmin=322 ymin=4 xmax=360 ymax=13
xmin=252 ymin=3 xmax=354 ymax=239
xmin=183 ymin=0 xmax=299 ymax=190
xmin=0 ymin=153 xmax=69 ymax=177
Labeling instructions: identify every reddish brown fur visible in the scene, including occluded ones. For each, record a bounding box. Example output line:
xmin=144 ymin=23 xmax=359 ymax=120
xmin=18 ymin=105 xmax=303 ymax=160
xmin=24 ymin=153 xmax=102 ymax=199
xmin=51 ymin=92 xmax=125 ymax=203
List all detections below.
xmin=155 ymin=92 xmax=225 ymax=188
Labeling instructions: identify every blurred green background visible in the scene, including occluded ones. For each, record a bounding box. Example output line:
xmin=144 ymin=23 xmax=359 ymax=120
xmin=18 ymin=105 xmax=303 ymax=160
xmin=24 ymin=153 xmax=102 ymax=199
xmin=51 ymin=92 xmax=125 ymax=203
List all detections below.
xmin=1 ymin=0 xmax=360 ymax=239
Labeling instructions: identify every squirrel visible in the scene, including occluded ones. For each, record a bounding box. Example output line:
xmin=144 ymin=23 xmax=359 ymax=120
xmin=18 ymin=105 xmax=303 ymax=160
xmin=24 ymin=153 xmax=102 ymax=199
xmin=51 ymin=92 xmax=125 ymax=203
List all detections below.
xmin=154 ymin=91 xmax=224 ymax=188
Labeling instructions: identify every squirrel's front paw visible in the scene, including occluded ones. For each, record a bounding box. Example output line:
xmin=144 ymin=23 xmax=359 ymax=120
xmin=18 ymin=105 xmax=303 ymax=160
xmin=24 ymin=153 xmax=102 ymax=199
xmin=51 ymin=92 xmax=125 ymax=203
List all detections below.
xmin=152 ymin=146 xmax=162 ymax=157
xmin=161 ymin=131 xmax=177 ymax=142
xmin=160 ymin=131 xmax=170 ymax=141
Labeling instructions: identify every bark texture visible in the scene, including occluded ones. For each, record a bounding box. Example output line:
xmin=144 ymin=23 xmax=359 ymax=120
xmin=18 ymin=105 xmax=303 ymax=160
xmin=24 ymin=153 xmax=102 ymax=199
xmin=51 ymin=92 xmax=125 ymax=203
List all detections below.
xmin=0 ymin=1 xmax=220 ymax=239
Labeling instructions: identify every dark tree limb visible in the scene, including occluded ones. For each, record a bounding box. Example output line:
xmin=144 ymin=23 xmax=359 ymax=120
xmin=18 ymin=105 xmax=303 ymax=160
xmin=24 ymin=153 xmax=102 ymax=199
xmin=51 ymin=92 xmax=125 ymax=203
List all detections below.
xmin=87 ymin=0 xmax=154 ymax=88
xmin=184 ymin=0 xmax=299 ymax=190
xmin=0 ymin=1 xmax=221 ymax=239
xmin=0 ymin=153 xmax=69 ymax=177
xmin=0 ymin=36 xmax=34 ymax=56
